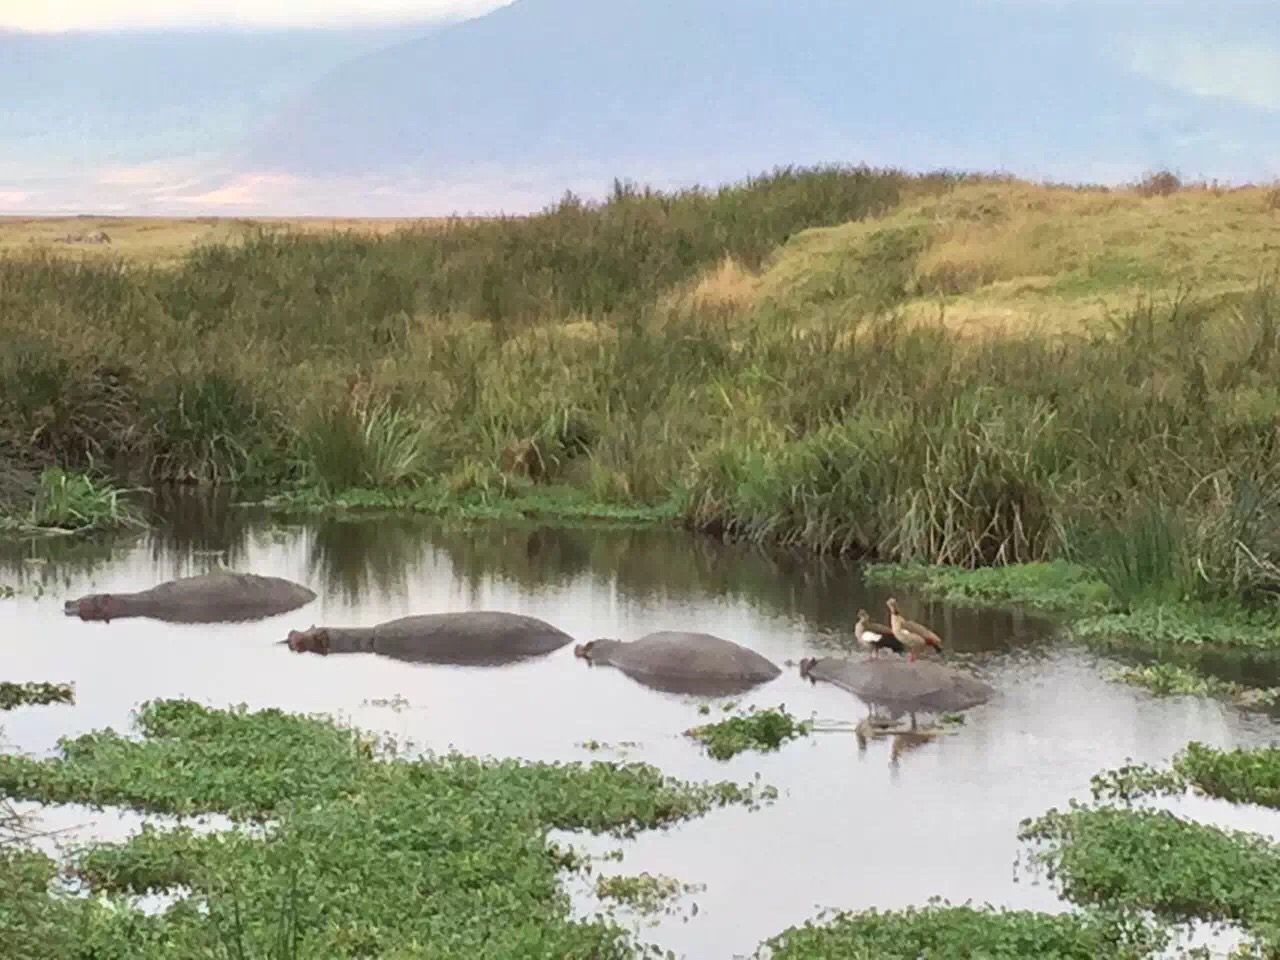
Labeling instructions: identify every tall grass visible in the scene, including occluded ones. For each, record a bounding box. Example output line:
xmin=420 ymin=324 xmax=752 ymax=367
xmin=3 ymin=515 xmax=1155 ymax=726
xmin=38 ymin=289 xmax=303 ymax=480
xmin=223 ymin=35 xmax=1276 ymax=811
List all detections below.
xmin=21 ymin=468 xmax=146 ymax=533
xmin=0 ymin=165 xmax=1278 ymax=604
xmin=299 ymin=393 xmax=434 ymax=493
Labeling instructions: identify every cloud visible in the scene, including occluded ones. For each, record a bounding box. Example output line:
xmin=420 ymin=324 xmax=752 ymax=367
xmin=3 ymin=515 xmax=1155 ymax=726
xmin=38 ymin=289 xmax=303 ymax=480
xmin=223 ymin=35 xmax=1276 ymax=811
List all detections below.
xmin=1 ymin=0 xmax=510 ymax=32
xmin=175 ymin=172 xmax=300 ymax=207
xmin=0 ymin=190 xmax=30 ymax=210
xmin=1128 ymin=33 xmax=1280 ymax=111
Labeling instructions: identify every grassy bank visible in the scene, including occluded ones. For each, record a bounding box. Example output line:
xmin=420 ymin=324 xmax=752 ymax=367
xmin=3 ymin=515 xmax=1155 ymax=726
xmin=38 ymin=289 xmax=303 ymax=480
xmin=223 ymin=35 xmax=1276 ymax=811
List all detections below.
xmin=2 ymin=166 xmax=1279 ymax=625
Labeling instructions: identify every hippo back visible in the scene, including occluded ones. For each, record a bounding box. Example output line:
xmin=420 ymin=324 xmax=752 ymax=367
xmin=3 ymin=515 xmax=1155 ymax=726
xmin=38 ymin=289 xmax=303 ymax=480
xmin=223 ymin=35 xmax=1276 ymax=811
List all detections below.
xmin=136 ymin=572 xmax=316 ymax=623
xmin=807 ymin=657 xmax=993 ymax=713
xmin=600 ymin=631 xmax=781 ymax=694
xmin=371 ymin=610 xmax=574 ymax=665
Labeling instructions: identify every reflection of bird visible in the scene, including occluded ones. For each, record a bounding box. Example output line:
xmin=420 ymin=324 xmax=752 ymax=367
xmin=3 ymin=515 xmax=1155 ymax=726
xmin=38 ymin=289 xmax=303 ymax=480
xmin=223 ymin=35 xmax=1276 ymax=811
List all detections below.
xmin=890 ymin=730 xmax=936 ymax=767
xmin=886 ymin=598 xmax=943 ymax=662
xmin=855 ymin=609 xmax=905 ymax=660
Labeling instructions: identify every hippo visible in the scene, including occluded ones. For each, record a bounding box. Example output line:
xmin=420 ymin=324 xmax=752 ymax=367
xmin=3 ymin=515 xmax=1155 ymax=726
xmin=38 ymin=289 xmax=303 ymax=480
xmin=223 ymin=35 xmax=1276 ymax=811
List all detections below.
xmin=574 ymin=631 xmax=782 ymax=696
xmin=285 ymin=610 xmax=574 ymax=666
xmin=799 ymin=655 xmax=993 ymax=728
xmin=64 ymin=571 xmax=316 ymax=624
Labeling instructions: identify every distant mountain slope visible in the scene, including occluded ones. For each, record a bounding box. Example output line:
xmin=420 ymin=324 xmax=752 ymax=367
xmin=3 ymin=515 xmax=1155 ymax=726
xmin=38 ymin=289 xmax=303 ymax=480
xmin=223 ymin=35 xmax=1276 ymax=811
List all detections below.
xmin=238 ymin=0 xmax=1280 ymax=190
xmin=0 ymin=24 xmax=436 ymax=179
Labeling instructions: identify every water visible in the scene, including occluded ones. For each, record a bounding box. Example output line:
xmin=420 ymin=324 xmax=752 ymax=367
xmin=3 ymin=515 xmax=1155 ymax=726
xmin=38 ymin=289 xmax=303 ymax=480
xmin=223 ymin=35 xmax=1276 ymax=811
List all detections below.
xmin=2 ymin=496 xmax=1277 ymax=958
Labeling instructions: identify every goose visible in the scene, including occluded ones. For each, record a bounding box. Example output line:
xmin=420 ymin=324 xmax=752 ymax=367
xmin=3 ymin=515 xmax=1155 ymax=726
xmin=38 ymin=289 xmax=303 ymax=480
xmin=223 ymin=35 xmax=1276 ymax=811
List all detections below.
xmin=886 ymin=597 xmax=943 ymax=662
xmin=854 ymin=608 xmax=906 ymax=659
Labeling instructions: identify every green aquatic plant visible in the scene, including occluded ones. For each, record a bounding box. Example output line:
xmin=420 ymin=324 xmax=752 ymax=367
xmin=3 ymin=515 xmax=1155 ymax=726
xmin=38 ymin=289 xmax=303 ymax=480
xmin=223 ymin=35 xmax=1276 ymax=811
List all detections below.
xmin=684 ymin=705 xmax=812 ymax=760
xmin=1072 ymin=601 xmax=1280 ymax=653
xmin=0 ymin=699 xmax=767 ymax=958
xmin=9 ymin=468 xmax=145 ymax=534
xmin=594 ymin=872 xmax=704 ymax=918
xmin=1019 ymin=806 xmax=1280 ymax=950
xmin=864 ymin=561 xmax=1114 ymax=614
xmin=1090 ymin=743 xmax=1280 ymax=810
xmin=1030 ymin=743 xmax=1280 ymax=956
xmin=755 ymin=903 xmax=1167 ymax=960
xmin=1107 ymin=662 xmax=1280 ymax=709
xmin=0 ymin=682 xmax=74 ymax=711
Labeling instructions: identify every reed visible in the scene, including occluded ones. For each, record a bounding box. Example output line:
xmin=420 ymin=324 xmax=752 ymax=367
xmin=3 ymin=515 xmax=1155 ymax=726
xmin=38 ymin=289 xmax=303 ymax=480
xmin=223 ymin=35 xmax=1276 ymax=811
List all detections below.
xmin=1 ymin=167 xmax=1278 ymax=605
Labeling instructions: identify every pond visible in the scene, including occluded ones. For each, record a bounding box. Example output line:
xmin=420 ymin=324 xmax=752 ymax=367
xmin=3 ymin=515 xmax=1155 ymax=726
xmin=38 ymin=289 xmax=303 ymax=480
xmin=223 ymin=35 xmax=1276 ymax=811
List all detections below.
xmin=2 ymin=493 xmax=1277 ymax=958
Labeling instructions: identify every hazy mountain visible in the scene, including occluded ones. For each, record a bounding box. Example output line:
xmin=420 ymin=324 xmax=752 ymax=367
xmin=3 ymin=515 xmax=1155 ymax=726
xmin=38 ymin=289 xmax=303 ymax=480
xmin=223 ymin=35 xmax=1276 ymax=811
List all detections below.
xmin=236 ymin=0 xmax=1280 ymax=195
xmin=0 ymin=23 xmax=438 ymax=180
xmin=4 ymin=0 xmax=1279 ymax=213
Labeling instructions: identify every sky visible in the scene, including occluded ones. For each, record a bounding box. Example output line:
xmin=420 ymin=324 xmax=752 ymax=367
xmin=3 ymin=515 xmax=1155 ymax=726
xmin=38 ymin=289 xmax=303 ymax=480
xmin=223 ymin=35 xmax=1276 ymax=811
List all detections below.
xmin=0 ymin=0 xmax=510 ymax=31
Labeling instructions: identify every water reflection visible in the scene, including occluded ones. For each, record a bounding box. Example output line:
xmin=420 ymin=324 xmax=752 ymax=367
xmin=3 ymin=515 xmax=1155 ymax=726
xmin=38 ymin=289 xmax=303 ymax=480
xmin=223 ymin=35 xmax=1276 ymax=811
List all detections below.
xmin=1 ymin=513 xmax=1054 ymax=656
xmin=301 ymin=515 xmax=437 ymax=604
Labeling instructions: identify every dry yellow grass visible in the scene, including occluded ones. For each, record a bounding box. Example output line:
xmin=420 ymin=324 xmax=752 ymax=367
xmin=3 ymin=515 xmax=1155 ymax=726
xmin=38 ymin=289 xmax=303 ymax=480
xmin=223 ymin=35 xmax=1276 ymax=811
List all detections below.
xmin=758 ymin=180 xmax=1280 ymax=337
xmin=0 ymin=215 xmax=481 ymax=266
xmin=682 ymin=256 xmax=760 ymax=311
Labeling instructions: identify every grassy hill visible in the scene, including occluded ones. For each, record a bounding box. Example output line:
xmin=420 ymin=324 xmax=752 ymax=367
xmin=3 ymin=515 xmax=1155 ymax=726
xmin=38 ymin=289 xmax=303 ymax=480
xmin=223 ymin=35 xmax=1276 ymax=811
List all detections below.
xmin=754 ymin=179 xmax=1280 ymax=336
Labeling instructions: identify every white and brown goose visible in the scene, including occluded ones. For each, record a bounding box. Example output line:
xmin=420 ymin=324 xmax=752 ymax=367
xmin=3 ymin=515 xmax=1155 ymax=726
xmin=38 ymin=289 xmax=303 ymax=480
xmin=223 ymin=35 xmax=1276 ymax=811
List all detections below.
xmin=854 ymin=608 xmax=906 ymax=659
xmin=886 ymin=597 xmax=943 ymax=662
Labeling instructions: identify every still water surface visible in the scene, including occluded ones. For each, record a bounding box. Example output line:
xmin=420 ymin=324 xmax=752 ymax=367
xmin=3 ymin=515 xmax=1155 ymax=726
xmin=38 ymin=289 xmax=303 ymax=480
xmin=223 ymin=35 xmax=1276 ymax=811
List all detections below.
xmin=2 ymin=496 xmax=1277 ymax=958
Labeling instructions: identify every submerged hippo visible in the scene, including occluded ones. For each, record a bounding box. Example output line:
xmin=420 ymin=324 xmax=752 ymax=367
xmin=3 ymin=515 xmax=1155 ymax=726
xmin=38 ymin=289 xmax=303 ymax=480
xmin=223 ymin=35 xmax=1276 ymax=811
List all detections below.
xmin=574 ymin=631 xmax=782 ymax=696
xmin=799 ymin=655 xmax=993 ymax=727
xmin=285 ymin=610 xmax=574 ymax=666
xmin=64 ymin=571 xmax=316 ymax=624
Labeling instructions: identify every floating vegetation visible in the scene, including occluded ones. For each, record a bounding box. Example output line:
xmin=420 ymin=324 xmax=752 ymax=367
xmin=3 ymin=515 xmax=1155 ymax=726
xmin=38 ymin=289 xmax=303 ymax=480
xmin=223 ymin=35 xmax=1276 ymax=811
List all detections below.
xmin=1021 ymin=742 xmax=1280 ymax=956
xmin=865 ymin=561 xmax=1114 ymax=615
xmin=360 ymin=693 xmax=411 ymax=711
xmin=578 ymin=740 xmax=642 ymax=754
xmin=757 ymin=903 xmax=1168 ymax=959
xmin=595 ymin=872 xmax=705 ymax=919
xmin=0 ymin=699 xmax=768 ymax=957
xmin=1090 ymin=743 xmax=1280 ymax=810
xmin=1108 ymin=663 xmax=1280 ymax=710
xmin=0 ymin=682 xmax=75 ymax=711
xmin=685 ymin=705 xmax=812 ymax=761
xmin=1019 ymin=807 xmax=1280 ymax=951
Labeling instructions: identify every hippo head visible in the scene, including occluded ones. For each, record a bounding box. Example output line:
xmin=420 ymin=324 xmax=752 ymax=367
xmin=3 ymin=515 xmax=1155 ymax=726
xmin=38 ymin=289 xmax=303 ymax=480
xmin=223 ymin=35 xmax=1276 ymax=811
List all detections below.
xmin=286 ymin=626 xmax=330 ymax=656
xmin=64 ymin=594 xmax=115 ymax=622
xmin=574 ymin=639 xmax=619 ymax=665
